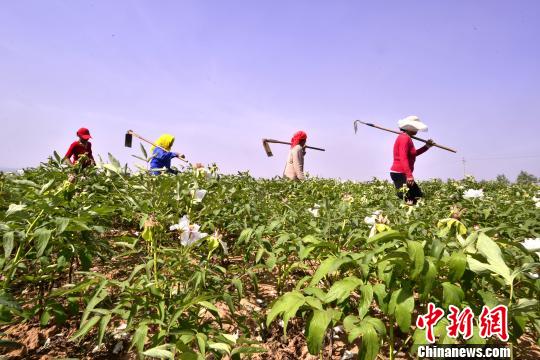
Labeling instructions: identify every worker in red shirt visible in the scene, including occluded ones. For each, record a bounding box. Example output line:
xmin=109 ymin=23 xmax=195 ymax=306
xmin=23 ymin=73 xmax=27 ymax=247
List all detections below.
xmin=65 ymin=128 xmax=95 ymax=168
xmin=390 ymin=116 xmax=434 ymax=204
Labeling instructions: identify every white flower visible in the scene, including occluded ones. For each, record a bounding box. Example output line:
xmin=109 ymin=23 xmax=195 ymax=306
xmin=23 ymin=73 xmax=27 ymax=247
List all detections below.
xmin=191 ymin=189 xmax=207 ymax=203
xmin=92 ymin=344 xmax=105 ymax=353
xmin=463 ymin=189 xmax=484 ymax=199
xmin=525 ymin=272 xmax=539 ymax=280
xmin=308 ymin=204 xmax=320 ymax=217
xmin=211 ymin=230 xmax=229 ymax=255
xmin=195 ymin=166 xmax=214 ymax=180
xmin=170 ymin=215 xmax=208 ymax=246
xmin=534 ymin=195 xmax=540 ymax=208
xmin=170 ymin=215 xmax=190 ymax=232
xmin=521 ymin=238 xmax=540 ymax=252
xmin=333 ymin=325 xmax=344 ymax=339
xmin=333 ymin=325 xmax=344 ymax=334
xmin=364 ymin=210 xmax=382 ymax=225
xmin=16 ymin=169 xmax=24 ymax=176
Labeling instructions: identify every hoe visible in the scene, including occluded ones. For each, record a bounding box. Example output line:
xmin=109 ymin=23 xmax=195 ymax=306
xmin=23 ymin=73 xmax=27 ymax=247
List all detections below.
xmin=124 ymin=130 xmax=188 ymax=162
xmin=353 ymin=120 xmax=457 ymax=153
xmin=262 ymin=138 xmax=325 ymax=157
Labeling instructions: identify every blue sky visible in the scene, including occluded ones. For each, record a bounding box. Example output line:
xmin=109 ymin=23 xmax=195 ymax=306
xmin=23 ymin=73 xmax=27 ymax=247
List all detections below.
xmin=1 ymin=0 xmax=539 ymax=180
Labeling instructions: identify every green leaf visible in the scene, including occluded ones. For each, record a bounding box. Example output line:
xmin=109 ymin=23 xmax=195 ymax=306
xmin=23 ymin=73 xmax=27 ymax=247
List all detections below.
xmin=407 ymin=241 xmax=424 ymax=280
xmin=6 ymin=204 xmax=26 ymax=217
xmin=140 ymin=143 xmax=148 ymax=159
xmin=142 ymin=347 xmax=175 ymax=359
xmin=266 ymin=291 xmax=305 ymax=333
xmin=55 ymin=218 xmax=70 ymax=234
xmin=40 ymin=310 xmax=51 ymax=326
xmin=81 ymin=281 xmax=108 ymax=325
xmin=97 ymin=313 xmax=111 ymax=346
xmin=442 ymin=282 xmax=464 ymax=308
xmin=358 ymin=284 xmax=373 ymax=319
xmin=208 ymin=342 xmax=231 ymax=355
xmin=359 ymin=324 xmax=379 ymax=360
xmin=3 ymin=232 xmax=14 ymax=259
xmin=389 ymin=287 xmax=414 ymax=332
xmin=34 ymin=228 xmax=52 ymax=258
xmin=108 ymin=153 xmax=122 ymax=169
xmin=324 ymin=276 xmax=362 ymax=304
xmin=471 ymin=233 xmax=512 ymax=283
xmin=0 ymin=296 xmax=21 ymax=310
xmin=309 ymin=256 xmax=350 ymax=286
xmin=131 ymin=323 xmax=148 ymax=354
xmin=512 ymin=298 xmax=539 ymax=315
xmin=366 ymin=230 xmax=404 ymax=244
xmin=198 ymin=301 xmax=219 ymax=314
xmin=372 ymin=284 xmax=388 ymax=313
xmin=477 ymin=290 xmax=499 ymax=308
xmin=71 ymin=315 xmax=100 ymax=341
xmin=448 ymin=251 xmax=467 ymax=282
xmin=196 ymin=333 xmax=207 ymax=355
xmin=420 ymin=259 xmax=437 ymax=299
xmin=306 ymin=309 xmax=332 ymax=355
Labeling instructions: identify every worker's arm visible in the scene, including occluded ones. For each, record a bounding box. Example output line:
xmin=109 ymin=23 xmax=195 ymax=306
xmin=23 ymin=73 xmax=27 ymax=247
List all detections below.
xmin=64 ymin=142 xmax=76 ymax=165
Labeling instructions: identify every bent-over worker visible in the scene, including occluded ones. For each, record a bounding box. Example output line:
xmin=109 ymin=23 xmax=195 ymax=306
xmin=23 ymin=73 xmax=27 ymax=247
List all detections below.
xmin=64 ymin=127 xmax=95 ymax=168
xmin=150 ymin=134 xmax=182 ymax=175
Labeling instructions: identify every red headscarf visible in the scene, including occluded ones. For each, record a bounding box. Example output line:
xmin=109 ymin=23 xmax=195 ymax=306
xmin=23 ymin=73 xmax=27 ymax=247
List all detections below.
xmin=290 ymin=131 xmax=307 ymax=148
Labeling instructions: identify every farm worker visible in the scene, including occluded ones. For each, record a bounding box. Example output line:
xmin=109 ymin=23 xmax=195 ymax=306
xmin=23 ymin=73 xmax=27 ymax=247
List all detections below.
xmin=64 ymin=127 xmax=95 ymax=168
xmin=284 ymin=131 xmax=307 ymax=180
xmin=390 ymin=116 xmax=434 ymax=204
xmin=150 ymin=134 xmax=183 ymax=175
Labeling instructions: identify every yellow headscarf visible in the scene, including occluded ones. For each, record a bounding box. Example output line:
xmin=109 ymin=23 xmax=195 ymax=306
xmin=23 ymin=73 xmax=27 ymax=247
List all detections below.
xmin=151 ymin=134 xmax=175 ymax=152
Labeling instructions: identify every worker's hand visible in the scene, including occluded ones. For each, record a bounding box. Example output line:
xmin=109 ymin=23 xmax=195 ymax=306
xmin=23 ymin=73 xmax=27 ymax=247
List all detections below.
xmin=426 ymin=139 xmax=435 ymax=148
xmin=406 ymin=177 xmax=415 ymax=186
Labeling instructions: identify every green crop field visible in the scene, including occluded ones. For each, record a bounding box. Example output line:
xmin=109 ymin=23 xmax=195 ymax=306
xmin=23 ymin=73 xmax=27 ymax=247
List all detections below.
xmin=1 ymin=151 xmax=539 ymax=359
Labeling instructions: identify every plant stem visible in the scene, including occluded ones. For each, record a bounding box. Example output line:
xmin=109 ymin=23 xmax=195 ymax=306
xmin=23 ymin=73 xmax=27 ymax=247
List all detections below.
xmin=389 ymin=323 xmax=395 ymax=360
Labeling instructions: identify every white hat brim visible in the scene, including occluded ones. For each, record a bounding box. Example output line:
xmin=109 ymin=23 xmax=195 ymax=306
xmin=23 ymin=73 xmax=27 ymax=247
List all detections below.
xmin=398 ymin=118 xmax=428 ymax=132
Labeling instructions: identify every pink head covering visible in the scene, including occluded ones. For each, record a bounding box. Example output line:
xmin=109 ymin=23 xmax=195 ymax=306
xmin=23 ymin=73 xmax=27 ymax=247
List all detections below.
xmin=290 ymin=131 xmax=307 ymax=148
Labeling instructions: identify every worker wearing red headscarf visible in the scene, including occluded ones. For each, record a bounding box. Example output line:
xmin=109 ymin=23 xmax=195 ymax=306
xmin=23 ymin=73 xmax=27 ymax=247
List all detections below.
xmin=284 ymin=131 xmax=307 ymax=180
xmin=64 ymin=127 xmax=95 ymax=168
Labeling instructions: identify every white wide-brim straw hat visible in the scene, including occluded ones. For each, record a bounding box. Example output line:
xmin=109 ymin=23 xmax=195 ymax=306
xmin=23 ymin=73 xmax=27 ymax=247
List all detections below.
xmin=398 ymin=115 xmax=428 ymax=132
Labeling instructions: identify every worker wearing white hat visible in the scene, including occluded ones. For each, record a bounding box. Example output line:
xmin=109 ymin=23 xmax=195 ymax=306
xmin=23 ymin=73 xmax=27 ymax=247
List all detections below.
xmin=390 ymin=116 xmax=434 ymax=204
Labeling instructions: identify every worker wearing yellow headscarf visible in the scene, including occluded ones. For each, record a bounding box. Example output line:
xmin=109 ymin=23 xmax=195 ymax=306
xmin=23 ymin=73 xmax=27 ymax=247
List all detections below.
xmin=150 ymin=134 xmax=181 ymax=174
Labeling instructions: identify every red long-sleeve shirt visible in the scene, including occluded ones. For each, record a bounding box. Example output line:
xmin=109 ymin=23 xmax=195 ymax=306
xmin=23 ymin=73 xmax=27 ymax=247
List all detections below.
xmin=65 ymin=141 xmax=94 ymax=166
xmin=390 ymin=133 xmax=428 ymax=178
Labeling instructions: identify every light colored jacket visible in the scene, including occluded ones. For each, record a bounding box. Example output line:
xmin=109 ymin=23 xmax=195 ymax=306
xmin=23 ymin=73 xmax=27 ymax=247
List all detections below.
xmin=283 ymin=145 xmax=305 ymax=180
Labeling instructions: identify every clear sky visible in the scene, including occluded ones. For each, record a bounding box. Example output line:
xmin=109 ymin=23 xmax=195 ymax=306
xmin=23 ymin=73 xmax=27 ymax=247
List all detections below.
xmin=1 ymin=0 xmax=539 ymax=180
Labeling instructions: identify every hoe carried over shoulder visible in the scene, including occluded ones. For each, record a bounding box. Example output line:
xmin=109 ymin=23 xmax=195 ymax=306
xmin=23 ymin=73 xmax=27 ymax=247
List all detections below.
xmin=353 ymin=120 xmax=457 ymax=153
xmin=262 ymin=138 xmax=325 ymax=157
xmin=124 ymin=130 xmax=188 ymax=162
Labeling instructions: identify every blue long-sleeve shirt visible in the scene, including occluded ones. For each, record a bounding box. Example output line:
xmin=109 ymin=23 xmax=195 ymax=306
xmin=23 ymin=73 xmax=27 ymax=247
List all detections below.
xmin=150 ymin=148 xmax=177 ymax=174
